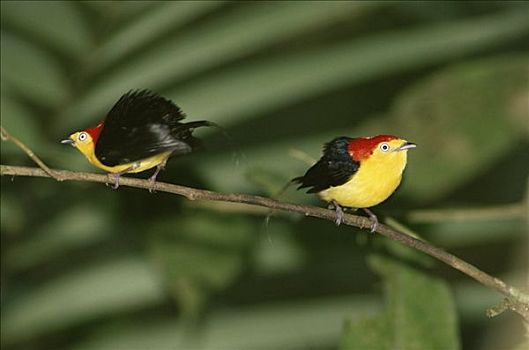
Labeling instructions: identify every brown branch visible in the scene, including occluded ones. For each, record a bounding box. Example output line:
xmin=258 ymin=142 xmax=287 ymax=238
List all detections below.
xmin=487 ymin=298 xmax=529 ymax=323
xmin=1 ymin=126 xmax=63 ymax=180
xmin=1 ymin=125 xmax=528 ymax=320
xmin=1 ymin=164 xmax=529 ymax=320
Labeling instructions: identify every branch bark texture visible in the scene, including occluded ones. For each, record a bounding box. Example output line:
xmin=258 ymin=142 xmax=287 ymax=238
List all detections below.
xmin=2 ymin=164 xmax=528 ymax=321
xmin=1 ymin=122 xmax=528 ymax=321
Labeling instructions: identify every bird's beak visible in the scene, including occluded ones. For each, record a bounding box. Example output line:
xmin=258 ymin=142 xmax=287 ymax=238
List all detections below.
xmin=61 ymin=138 xmax=74 ymax=146
xmin=397 ymin=142 xmax=417 ymax=151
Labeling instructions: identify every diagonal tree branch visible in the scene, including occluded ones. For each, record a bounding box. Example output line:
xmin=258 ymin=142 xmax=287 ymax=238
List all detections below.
xmin=1 ymin=126 xmax=63 ymax=180
xmin=1 ymin=125 xmax=528 ymax=321
xmin=1 ymin=164 xmax=528 ymax=321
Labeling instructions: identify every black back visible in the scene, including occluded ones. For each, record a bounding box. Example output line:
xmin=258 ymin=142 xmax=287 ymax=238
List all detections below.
xmin=95 ymin=90 xmax=210 ymax=166
xmin=293 ymin=137 xmax=359 ymax=193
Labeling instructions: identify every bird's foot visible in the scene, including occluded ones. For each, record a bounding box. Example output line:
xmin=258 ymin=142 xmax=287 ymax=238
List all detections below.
xmin=148 ymin=160 xmax=167 ymax=193
xmin=148 ymin=177 xmax=156 ymax=193
xmin=362 ymin=208 xmax=379 ymax=233
xmin=329 ymin=200 xmax=345 ymax=226
xmin=106 ymin=166 xmax=134 ymax=190
xmin=107 ymin=173 xmax=121 ymax=189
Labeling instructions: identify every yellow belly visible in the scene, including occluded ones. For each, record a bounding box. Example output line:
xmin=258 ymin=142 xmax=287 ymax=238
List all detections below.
xmin=319 ymin=151 xmax=407 ymax=208
xmin=86 ymin=151 xmax=172 ymax=174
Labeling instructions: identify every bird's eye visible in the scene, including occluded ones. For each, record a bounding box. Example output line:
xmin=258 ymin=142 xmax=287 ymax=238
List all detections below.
xmin=78 ymin=132 xmax=88 ymax=142
xmin=379 ymin=143 xmax=390 ymax=152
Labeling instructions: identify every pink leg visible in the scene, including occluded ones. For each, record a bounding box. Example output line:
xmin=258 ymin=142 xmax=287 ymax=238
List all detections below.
xmin=107 ymin=166 xmax=134 ymax=189
xmin=148 ymin=160 xmax=167 ymax=193
xmin=328 ymin=200 xmax=345 ymax=226
xmin=362 ymin=208 xmax=379 ymax=233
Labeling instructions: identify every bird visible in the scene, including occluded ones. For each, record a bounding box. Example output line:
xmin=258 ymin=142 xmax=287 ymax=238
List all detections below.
xmin=61 ymin=89 xmax=213 ymax=189
xmin=292 ymin=135 xmax=416 ymax=231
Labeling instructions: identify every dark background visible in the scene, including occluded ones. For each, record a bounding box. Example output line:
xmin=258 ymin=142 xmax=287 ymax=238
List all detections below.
xmin=1 ymin=1 xmax=528 ymax=349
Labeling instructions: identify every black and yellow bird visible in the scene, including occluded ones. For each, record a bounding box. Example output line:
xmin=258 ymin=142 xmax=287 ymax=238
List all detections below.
xmin=293 ymin=135 xmax=416 ymax=230
xmin=62 ymin=89 xmax=213 ymax=188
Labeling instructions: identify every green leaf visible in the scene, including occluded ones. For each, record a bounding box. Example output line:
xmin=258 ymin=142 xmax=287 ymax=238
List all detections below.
xmin=390 ymin=54 xmax=529 ymax=200
xmin=1 ymin=257 xmax=166 ymax=345
xmin=63 ymin=7 xmax=529 ymax=129
xmin=253 ymin=221 xmax=307 ymax=275
xmin=5 ymin=205 xmax=111 ymax=272
xmin=82 ymin=1 xmax=156 ymax=22
xmin=59 ymin=1 xmax=383 ymax=129
xmin=169 ymin=9 xmax=529 ymax=128
xmin=146 ymin=212 xmax=254 ymax=317
xmin=340 ymin=255 xmax=460 ymax=350
xmin=0 ymin=192 xmax=25 ymax=236
xmin=191 ymin=51 xmax=529 ymax=196
xmin=340 ymin=316 xmax=390 ymax=350
xmin=72 ymin=295 xmax=381 ymax=350
xmin=91 ymin=1 xmax=225 ymax=72
xmin=0 ymin=1 xmax=92 ymax=59
xmin=0 ymin=94 xmax=44 ymax=154
xmin=0 ymin=33 xmax=69 ymax=107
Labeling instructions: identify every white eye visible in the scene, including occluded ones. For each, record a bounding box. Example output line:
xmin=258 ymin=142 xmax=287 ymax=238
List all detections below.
xmin=78 ymin=132 xmax=88 ymax=142
xmin=379 ymin=143 xmax=390 ymax=152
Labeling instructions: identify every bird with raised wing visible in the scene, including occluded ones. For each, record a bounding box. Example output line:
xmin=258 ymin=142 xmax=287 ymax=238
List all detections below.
xmin=62 ymin=89 xmax=213 ymax=189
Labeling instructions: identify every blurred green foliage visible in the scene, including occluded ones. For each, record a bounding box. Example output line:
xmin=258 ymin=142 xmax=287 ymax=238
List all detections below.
xmin=340 ymin=251 xmax=459 ymax=350
xmin=1 ymin=1 xmax=528 ymax=350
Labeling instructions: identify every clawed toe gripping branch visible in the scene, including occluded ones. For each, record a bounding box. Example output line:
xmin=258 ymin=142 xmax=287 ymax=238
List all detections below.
xmin=1 ymin=125 xmax=528 ymax=322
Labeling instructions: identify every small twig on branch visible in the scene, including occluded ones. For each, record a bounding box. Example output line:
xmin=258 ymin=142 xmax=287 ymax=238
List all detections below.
xmin=487 ymin=298 xmax=529 ymax=322
xmin=1 ymin=126 xmax=63 ymax=181
xmin=1 ymin=164 xmax=529 ymax=321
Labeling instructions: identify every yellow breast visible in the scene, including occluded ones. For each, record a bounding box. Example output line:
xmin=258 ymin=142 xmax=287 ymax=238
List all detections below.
xmin=85 ymin=151 xmax=172 ymax=174
xmin=319 ymin=150 xmax=408 ymax=208
xmin=68 ymin=131 xmax=172 ymax=174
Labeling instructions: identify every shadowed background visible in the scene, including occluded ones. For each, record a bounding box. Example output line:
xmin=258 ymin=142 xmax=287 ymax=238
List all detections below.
xmin=1 ymin=1 xmax=528 ymax=349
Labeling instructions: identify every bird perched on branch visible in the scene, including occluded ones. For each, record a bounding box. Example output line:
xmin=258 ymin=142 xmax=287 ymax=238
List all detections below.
xmin=293 ymin=135 xmax=416 ymax=231
xmin=61 ymin=89 xmax=213 ymax=189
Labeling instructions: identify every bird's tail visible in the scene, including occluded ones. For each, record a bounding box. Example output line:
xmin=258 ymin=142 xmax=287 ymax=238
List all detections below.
xmin=183 ymin=120 xmax=216 ymax=130
xmin=263 ymin=177 xmax=299 ymax=229
xmin=181 ymin=120 xmax=243 ymax=166
xmin=291 ymin=176 xmax=305 ymax=189
xmin=172 ymin=120 xmax=210 ymax=150
xmin=275 ymin=178 xmax=299 ymax=198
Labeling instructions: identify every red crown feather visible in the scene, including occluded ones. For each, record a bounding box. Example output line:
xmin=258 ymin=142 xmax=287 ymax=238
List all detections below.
xmin=84 ymin=122 xmax=104 ymax=144
xmin=348 ymin=135 xmax=397 ymax=161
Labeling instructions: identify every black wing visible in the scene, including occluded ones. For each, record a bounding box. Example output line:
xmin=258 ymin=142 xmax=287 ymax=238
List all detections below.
xmin=95 ymin=90 xmax=210 ymax=166
xmin=293 ymin=137 xmax=359 ymax=193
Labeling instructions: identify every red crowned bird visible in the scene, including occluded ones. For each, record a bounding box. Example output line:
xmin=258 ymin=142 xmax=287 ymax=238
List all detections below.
xmin=293 ymin=135 xmax=416 ymax=231
xmin=61 ymin=90 xmax=213 ymax=189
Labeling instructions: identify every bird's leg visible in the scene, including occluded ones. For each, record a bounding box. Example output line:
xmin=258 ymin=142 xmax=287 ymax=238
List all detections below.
xmin=362 ymin=208 xmax=379 ymax=233
xmin=107 ymin=166 xmax=135 ymax=189
xmin=328 ymin=200 xmax=346 ymax=226
xmin=107 ymin=173 xmax=123 ymax=190
xmin=148 ymin=159 xmax=167 ymax=193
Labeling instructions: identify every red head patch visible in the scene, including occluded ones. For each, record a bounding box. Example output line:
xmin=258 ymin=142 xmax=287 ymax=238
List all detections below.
xmin=84 ymin=122 xmax=104 ymax=144
xmin=348 ymin=135 xmax=398 ymax=161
